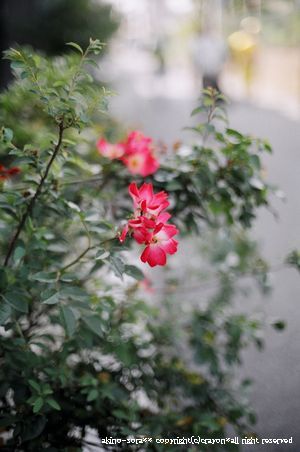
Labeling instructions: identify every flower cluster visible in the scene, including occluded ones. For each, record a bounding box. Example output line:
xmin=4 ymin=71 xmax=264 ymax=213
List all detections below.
xmin=0 ymin=164 xmax=20 ymax=181
xmin=97 ymin=131 xmax=159 ymax=177
xmin=119 ymin=182 xmax=178 ymax=267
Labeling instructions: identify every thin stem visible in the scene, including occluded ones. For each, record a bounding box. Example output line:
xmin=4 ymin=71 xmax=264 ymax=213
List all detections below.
xmin=4 ymin=122 xmax=65 ymax=266
xmin=59 ymin=246 xmax=91 ymax=274
xmin=203 ymin=98 xmax=216 ymax=144
xmin=58 ymin=237 xmax=116 ymax=276
xmin=61 ymin=175 xmax=105 ymax=186
xmin=59 ymin=217 xmax=92 ymax=274
xmin=0 ymin=293 xmax=26 ymax=341
xmin=14 ymin=319 xmax=25 ymax=340
xmin=67 ymin=45 xmax=90 ymax=100
xmin=18 ymin=50 xmax=44 ymax=99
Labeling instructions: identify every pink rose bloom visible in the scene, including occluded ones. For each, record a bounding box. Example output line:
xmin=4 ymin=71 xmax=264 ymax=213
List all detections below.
xmin=122 ymin=131 xmax=159 ymax=176
xmin=122 ymin=151 xmax=159 ymax=177
xmin=119 ymin=182 xmax=179 ymax=268
xmin=97 ymin=131 xmax=159 ymax=176
xmin=140 ymin=222 xmax=179 ymax=267
xmin=129 ymin=182 xmax=169 ymax=218
xmin=97 ymin=138 xmax=125 ymax=160
xmin=125 ymin=131 xmax=152 ymax=155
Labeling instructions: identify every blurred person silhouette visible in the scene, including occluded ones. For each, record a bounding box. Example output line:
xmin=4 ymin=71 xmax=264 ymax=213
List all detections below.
xmin=191 ymin=23 xmax=227 ymax=93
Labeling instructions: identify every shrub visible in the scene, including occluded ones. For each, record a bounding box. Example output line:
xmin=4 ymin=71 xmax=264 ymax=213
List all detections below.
xmin=0 ymin=41 xmax=279 ymax=451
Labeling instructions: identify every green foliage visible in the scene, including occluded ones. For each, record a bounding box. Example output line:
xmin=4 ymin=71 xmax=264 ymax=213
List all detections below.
xmin=3 ymin=39 xmax=109 ymax=131
xmin=287 ymin=250 xmax=300 ymax=272
xmin=0 ymin=47 xmax=283 ymax=451
xmin=163 ymin=88 xmax=273 ymax=230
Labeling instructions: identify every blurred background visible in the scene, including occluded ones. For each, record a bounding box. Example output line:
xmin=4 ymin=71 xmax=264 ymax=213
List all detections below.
xmin=105 ymin=0 xmax=300 ymax=116
xmin=1 ymin=0 xmax=300 ymax=449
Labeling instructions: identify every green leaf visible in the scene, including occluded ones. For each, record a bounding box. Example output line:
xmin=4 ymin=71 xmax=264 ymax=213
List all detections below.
xmin=60 ymin=305 xmax=76 ymax=337
xmin=96 ymin=221 xmax=114 ymax=231
xmin=226 ymin=128 xmax=243 ymax=139
xmin=110 ymin=256 xmax=125 ymax=279
xmin=30 ymin=272 xmax=57 ymax=283
xmin=250 ymin=154 xmax=261 ymax=170
xmin=22 ymin=416 xmax=47 ymax=441
xmin=60 ymin=286 xmax=89 ymax=301
xmin=41 ymin=292 xmax=60 ymax=305
xmin=33 ymin=397 xmax=44 ymax=413
xmin=95 ymin=248 xmax=110 ymax=260
xmin=46 ymin=398 xmax=61 ymax=411
xmin=60 ymin=273 xmax=77 ymax=282
xmin=29 ymin=379 xmax=41 ymax=392
xmin=286 ymin=250 xmax=300 ymax=271
xmin=42 ymin=386 xmax=53 ymax=395
xmin=0 ymin=302 xmax=11 ymax=325
xmin=249 ymin=178 xmax=264 ymax=190
xmin=82 ymin=315 xmax=104 ymax=338
xmin=86 ymin=58 xmax=99 ymax=69
xmin=20 ymin=70 xmax=29 ymax=80
xmin=87 ymin=388 xmax=98 ymax=402
xmin=262 ymin=140 xmax=272 ymax=153
xmin=166 ymin=180 xmax=182 ymax=191
xmin=13 ymin=246 xmax=25 ymax=264
xmin=66 ymin=201 xmax=81 ymax=212
xmin=10 ymin=61 xmax=24 ymax=70
xmin=124 ymin=265 xmax=144 ymax=281
xmin=272 ymin=320 xmax=286 ymax=331
xmin=248 ymin=412 xmax=257 ymax=425
xmin=191 ymin=105 xmax=206 ymax=116
xmin=2 ymin=127 xmax=13 ymax=142
xmin=112 ymin=409 xmax=129 ymax=420
xmin=66 ymin=42 xmax=83 ymax=55
xmin=2 ymin=290 xmax=28 ymax=313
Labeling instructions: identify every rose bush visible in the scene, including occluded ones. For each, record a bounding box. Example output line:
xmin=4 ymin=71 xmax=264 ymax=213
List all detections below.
xmin=0 ymin=41 xmax=286 ymax=451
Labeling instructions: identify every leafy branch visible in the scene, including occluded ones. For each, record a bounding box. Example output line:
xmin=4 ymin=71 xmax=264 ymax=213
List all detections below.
xmin=58 ymin=237 xmax=116 ymax=276
xmin=58 ymin=214 xmax=92 ymax=275
xmin=3 ymin=39 xmax=105 ymax=266
xmin=4 ymin=122 xmax=65 ymax=266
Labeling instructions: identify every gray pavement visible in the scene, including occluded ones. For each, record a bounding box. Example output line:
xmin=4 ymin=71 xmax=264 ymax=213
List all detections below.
xmin=108 ymin=78 xmax=300 ymax=450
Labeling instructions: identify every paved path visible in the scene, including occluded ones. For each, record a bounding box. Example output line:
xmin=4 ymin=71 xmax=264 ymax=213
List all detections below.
xmin=107 ymin=72 xmax=300 ymax=450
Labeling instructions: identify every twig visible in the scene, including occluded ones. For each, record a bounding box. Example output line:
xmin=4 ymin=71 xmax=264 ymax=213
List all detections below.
xmin=58 ymin=237 xmax=116 ymax=276
xmin=14 ymin=319 xmax=25 ymax=340
xmin=58 ymin=217 xmax=92 ymax=274
xmin=4 ymin=122 xmax=65 ymax=266
xmin=61 ymin=175 xmax=105 ymax=186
